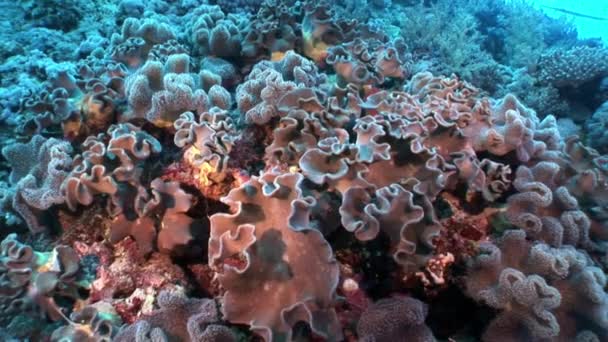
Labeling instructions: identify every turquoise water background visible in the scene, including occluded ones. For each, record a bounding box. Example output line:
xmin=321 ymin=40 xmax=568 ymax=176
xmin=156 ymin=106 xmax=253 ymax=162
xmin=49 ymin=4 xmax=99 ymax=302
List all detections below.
xmin=528 ymin=0 xmax=608 ymax=42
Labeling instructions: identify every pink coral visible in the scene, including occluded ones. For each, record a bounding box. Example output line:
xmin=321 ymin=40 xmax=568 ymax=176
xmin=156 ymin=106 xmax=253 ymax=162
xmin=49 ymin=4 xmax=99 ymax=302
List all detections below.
xmin=209 ymin=171 xmax=341 ymax=341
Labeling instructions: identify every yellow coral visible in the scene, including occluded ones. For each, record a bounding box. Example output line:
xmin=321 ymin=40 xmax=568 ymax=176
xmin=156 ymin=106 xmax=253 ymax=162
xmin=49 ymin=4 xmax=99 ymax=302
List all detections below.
xmin=271 ymin=51 xmax=287 ymax=61
xmin=184 ymin=145 xmax=219 ymax=187
xmin=302 ymin=30 xmax=329 ymax=64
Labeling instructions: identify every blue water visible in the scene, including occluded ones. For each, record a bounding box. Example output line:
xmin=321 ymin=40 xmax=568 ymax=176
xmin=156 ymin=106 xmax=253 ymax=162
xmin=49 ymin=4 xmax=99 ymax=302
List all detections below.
xmin=530 ymin=0 xmax=608 ymax=41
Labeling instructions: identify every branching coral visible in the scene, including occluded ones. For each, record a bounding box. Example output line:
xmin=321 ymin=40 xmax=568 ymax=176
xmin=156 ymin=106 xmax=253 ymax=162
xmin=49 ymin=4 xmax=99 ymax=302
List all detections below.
xmin=535 ymin=45 xmax=608 ymax=88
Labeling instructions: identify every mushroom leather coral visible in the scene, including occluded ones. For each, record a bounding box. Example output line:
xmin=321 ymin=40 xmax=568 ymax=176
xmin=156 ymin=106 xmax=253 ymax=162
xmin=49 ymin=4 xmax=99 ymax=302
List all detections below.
xmin=209 ymin=171 xmax=341 ymax=341
xmin=51 ymin=305 xmax=119 ymax=341
xmin=465 ymin=229 xmax=608 ymax=341
xmin=0 ymin=234 xmax=83 ymax=322
xmin=115 ymin=289 xmax=234 ymax=342
xmin=357 ymin=296 xmax=435 ymax=342
xmin=1 ymin=135 xmax=73 ymax=233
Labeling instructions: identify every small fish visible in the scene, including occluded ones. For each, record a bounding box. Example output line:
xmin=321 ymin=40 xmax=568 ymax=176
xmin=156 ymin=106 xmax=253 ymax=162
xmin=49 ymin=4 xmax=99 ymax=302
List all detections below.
xmin=541 ymin=5 xmax=608 ymax=21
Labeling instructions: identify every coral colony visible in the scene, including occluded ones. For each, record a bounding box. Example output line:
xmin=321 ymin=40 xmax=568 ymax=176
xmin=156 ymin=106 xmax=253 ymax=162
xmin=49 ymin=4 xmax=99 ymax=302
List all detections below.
xmin=1 ymin=0 xmax=608 ymax=341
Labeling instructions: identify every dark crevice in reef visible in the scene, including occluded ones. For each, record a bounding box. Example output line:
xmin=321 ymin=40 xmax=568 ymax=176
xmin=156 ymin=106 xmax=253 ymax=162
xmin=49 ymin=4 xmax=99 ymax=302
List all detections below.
xmin=475 ymin=150 xmax=521 ymax=170
xmin=174 ymin=259 xmax=210 ymax=297
xmin=330 ymin=227 xmax=401 ymax=300
xmin=425 ymin=283 xmax=496 ymax=340
xmin=177 ymin=184 xmax=229 ymax=261
xmin=558 ymin=77 xmax=607 ymax=121
xmin=449 ymin=183 xmax=500 ymax=215
xmin=168 ymin=202 xmax=216 ymax=297
xmin=183 ymin=184 xmax=230 ymax=218
xmin=39 ymin=206 xmax=64 ymax=237
xmin=433 ymin=195 xmax=453 ymax=219
xmin=228 ymin=123 xmax=270 ymax=175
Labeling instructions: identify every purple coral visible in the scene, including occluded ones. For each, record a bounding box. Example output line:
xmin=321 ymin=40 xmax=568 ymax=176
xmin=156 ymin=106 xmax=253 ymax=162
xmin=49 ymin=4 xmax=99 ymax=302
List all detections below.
xmin=114 ymin=289 xmax=234 ymax=342
xmin=465 ymin=230 xmax=608 ymax=341
xmin=2 ymin=135 xmax=73 ymax=232
xmin=357 ymin=296 xmax=435 ymax=342
xmin=124 ymin=54 xmax=232 ymax=127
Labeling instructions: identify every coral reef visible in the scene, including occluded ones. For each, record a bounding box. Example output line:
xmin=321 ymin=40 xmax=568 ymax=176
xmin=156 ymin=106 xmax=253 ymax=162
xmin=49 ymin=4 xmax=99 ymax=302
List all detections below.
xmin=51 ymin=304 xmax=120 ymax=341
xmin=1 ymin=0 xmax=608 ymax=341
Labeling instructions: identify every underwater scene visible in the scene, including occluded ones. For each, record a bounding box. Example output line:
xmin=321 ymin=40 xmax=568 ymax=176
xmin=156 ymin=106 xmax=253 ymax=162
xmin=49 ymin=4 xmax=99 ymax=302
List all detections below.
xmin=1 ymin=0 xmax=608 ymax=341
